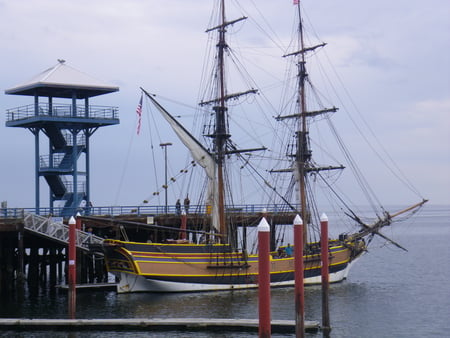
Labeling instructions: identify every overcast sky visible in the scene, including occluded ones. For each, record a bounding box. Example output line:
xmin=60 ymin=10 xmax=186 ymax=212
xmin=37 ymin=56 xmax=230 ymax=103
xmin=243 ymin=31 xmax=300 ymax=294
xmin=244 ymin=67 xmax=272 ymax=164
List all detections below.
xmin=0 ymin=0 xmax=448 ymax=209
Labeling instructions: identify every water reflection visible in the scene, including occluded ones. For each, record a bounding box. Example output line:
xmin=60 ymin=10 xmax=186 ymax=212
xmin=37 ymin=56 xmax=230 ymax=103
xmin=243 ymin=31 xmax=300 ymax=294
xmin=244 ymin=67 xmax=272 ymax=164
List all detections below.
xmin=1 ymin=206 xmax=448 ymax=337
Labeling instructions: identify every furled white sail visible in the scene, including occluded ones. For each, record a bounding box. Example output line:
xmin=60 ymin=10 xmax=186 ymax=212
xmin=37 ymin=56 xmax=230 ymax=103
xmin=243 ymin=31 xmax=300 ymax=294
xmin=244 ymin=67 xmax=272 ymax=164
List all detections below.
xmin=143 ymin=90 xmax=220 ymax=232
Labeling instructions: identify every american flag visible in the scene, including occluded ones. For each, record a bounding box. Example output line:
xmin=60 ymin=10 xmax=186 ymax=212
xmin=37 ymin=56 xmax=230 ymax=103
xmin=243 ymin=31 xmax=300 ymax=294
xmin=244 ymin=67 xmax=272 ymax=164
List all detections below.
xmin=293 ymin=0 xmax=299 ymax=4
xmin=136 ymin=93 xmax=143 ymax=135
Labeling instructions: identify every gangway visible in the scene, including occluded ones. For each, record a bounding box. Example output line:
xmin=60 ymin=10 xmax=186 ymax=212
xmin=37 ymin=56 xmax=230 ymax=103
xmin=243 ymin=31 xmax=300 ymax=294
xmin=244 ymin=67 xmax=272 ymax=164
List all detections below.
xmin=23 ymin=213 xmax=104 ymax=252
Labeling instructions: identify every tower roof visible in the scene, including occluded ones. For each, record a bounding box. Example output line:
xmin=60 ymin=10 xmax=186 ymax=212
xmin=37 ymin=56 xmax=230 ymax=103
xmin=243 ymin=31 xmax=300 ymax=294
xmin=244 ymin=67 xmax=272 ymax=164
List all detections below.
xmin=5 ymin=60 xmax=119 ymax=99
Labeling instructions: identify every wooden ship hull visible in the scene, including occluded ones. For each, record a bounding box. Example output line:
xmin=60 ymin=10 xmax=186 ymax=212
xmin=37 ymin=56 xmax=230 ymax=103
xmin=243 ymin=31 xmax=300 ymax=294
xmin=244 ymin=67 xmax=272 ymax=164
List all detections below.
xmin=103 ymin=238 xmax=366 ymax=293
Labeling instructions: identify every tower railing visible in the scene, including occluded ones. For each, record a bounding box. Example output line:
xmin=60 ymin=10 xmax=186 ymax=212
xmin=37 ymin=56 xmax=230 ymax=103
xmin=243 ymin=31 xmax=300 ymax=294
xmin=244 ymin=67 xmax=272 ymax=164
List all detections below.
xmin=6 ymin=103 xmax=118 ymax=121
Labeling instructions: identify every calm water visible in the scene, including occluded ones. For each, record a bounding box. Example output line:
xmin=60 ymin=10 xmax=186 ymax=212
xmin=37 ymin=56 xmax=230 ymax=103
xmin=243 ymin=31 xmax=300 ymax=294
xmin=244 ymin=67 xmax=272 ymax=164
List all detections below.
xmin=1 ymin=205 xmax=449 ymax=337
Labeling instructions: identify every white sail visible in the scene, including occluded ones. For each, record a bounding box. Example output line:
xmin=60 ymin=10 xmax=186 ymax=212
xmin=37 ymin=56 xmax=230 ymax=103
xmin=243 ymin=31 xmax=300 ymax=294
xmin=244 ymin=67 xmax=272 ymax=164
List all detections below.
xmin=143 ymin=90 xmax=220 ymax=232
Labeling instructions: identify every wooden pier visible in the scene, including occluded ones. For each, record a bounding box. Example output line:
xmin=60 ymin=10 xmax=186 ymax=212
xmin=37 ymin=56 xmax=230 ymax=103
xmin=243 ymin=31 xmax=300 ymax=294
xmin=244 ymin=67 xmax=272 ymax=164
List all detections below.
xmin=0 ymin=318 xmax=320 ymax=333
xmin=0 ymin=216 xmax=108 ymax=294
xmin=0 ymin=208 xmax=298 ymax=293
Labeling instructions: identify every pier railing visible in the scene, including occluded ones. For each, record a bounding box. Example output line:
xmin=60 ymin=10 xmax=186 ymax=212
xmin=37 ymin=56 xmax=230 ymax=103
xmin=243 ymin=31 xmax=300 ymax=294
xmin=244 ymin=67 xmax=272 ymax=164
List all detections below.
xmin=23 ymin=213 xmax=104 ymax=251
xmin=1 ymin=203 xmax=298 ymax=219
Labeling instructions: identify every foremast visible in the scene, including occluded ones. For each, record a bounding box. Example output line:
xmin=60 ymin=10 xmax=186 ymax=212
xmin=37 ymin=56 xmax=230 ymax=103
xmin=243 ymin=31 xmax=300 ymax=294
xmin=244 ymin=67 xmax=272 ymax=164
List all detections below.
xmin=145 ymin=0 xmax=264 ymax=246
xmin=211 ymin=0 xmax=229 ymax=242
xmin=201 ymin=0 xmax=262 ymax=245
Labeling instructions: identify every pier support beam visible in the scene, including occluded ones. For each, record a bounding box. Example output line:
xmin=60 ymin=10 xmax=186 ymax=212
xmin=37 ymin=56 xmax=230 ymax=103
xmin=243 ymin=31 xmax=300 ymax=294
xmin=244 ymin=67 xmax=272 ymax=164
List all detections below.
xmin=28 ymin=244 xmax=39 ymax=290
xmin=16 ymin=224 xmax=25 ymax=287
xmin=49 ymin=247 xmax=57 ymax=286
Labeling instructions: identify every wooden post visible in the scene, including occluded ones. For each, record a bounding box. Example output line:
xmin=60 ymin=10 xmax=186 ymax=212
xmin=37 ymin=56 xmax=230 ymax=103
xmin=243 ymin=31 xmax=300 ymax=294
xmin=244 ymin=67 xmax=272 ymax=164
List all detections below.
xmin=320 ymin=213 xmax=330 ymax=335
xmin=58 ymin=248 xmax=63 ymax=284
xmin=49 ymin=247 xmax=57 ymax=286
xmin=28 ymin=245 xmax=39 ymax=289
xmin=16 ymin=224 xmax=25 ymax=286
xmin=40 ymin=248 xmax=48 ymax=284
xmin=294 ymin=214 xmax=305 ymax=338
xmin=257 ymin=217 xmax=271 ymax=338
xmin=68 ymin=216 xmax=76 ymax=319
xmin=5 ymin=238 xmax=14 ymax=293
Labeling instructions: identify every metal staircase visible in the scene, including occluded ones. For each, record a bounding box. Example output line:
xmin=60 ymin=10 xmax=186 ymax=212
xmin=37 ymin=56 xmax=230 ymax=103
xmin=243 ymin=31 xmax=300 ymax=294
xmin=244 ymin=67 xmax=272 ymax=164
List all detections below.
xmin=23 ymin=213 xmax=103 ymax=252
xmin=40 ymin=129 xmax=87 ymax=216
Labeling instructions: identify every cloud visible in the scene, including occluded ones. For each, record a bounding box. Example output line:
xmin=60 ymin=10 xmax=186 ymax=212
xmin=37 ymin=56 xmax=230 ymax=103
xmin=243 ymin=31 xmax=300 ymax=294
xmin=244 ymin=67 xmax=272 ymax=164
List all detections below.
xmin=0 ymin=0 xmax=449 ymax=208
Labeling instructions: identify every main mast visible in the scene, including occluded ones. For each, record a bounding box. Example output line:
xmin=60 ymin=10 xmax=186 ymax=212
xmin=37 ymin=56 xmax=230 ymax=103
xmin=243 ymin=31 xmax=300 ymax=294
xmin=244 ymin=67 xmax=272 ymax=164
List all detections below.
xmin=201 ymin=0 xmax=264 ymax=244
xmin=278 ymin=2 xmax=338 ymax=244
xmin=201 ymin=0 xmax=255 ymax=244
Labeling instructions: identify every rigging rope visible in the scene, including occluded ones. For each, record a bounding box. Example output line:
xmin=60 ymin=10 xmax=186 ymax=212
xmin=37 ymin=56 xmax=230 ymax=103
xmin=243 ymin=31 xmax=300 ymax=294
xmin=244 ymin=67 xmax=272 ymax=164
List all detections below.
xmin=113 ymin=99 xmax=140 ymax=205
xmin=320 ymin=49 xmax=425 ymax=200
xmin=145 ymin=94 xmax=162 ymax=204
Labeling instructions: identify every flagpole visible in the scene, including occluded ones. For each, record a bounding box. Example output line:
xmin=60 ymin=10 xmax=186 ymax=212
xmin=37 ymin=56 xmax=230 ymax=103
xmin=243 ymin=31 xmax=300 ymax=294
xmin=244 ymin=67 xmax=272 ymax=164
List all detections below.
xmin=160 ymin=142 xmax=172 ymax=214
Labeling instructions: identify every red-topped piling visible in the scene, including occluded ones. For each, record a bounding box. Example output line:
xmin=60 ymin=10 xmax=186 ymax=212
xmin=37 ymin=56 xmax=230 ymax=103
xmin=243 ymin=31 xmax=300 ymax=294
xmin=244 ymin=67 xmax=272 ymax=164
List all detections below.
xmin=180 ymin=211 xmax=187 ymax=240
xmin=68 ymin=216 xmax=76 ymax=319
xmin=75 ymin=212 xmax=82 ymax=230
xmin=294 ymin=214 xmax=305 ymax=337
xmin=320 ymin=213 xmax=330 ymax=335
xmin=257 ymin=217 xmax=271 ymax=338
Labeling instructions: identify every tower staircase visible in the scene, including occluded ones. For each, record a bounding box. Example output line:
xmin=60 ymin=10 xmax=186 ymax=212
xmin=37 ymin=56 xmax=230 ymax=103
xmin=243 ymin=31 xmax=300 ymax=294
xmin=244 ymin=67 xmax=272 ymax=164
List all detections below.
xmin=5 ymin=60 xmax=119 ymax=218
xmin=40 ymin=128 xmax=87 ymax=216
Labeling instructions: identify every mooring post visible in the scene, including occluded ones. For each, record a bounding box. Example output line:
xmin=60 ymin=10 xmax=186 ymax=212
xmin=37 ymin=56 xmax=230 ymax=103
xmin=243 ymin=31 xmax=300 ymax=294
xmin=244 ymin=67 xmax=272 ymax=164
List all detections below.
xmin=68 ymin=216 xmax=76 ymax=319
xmin=257 ymin=217 xmax=271 ymax=338
xmin=75 ymin=212 xmax=83 ymax=283
xmin=75 ymin=212 xmax=82 ymax=230
xmin=180 ymin=210 xmax=187 ymax=240
xmin=320 ymin=213 xmax=330 ymax=336
xmin=294 ymin=214 xmax=305 ymax=338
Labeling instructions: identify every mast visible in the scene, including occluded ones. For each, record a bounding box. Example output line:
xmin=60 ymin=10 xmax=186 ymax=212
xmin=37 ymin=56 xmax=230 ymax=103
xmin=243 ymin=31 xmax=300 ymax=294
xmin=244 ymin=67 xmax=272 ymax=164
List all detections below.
xmin=215 ymin=0 xmax=228 ymax=242
xmin=276 ymin=2 xmax=334 ymax=244
xmin=296 ymin=2 xmax=309 ymax=244
xmin=202 ymin=0 xmax=254 ymax=244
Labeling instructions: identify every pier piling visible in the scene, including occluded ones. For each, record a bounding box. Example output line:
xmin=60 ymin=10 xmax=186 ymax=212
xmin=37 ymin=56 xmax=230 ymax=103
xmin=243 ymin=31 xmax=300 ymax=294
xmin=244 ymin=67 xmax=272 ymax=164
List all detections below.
xmin=320 ymin=213 xmax=331 ymax=336
xmin=257 ymin=217 xmax=271 ymax=338
xmin=68 ymin=216 xmax=77 ymax=319
xmin=294 ymin=214 xmax=305 ymax=338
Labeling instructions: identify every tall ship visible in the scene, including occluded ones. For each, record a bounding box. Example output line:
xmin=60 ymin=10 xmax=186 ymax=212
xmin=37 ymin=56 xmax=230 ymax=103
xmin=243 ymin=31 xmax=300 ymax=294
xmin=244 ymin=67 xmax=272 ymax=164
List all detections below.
xmin=103 ymin=0 xmax=427 ymax=293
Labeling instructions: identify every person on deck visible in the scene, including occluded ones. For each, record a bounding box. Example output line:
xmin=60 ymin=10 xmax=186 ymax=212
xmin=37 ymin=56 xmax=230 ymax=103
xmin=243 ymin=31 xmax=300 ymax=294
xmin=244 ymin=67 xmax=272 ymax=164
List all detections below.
xmin=184 ymin=196 xmax=190 ymax=214
xmin=285 ymin=243 xmax=293 ymax=257
xmin=175 ymin=199 xmax=181 ymax=215
xmin=277 ymin=247 xmax=285 ymax=258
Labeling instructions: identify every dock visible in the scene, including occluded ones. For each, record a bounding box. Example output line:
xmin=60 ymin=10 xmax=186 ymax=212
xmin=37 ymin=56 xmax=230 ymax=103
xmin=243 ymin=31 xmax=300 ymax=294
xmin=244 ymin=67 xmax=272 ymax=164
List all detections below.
xmin=56 ymin=283 xmax=117 ymax=291
xmin=0 ymin=318 xmax=320 ymax=333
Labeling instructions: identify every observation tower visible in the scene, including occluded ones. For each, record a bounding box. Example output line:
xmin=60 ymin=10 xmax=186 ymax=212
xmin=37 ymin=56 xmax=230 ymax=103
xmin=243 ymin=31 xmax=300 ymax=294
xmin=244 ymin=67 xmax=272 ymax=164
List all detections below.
xmin=5 ymin=60 xmax=119 ymax=217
